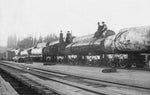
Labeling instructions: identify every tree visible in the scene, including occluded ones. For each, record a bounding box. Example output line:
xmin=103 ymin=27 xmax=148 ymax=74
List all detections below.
xmin=17 ymin=36 xmax=34 ymax=49
xmin=43 ymin=33 xmax=58 ymax=42
xmin=16 ymin=33 xmax=59 ymax=49
xmin=37 ymin=36 xmax=43 ymax=43
xmin=7 ymin=35 xmax=17 ymax=48
xmin=33 ymin=37 xmax=38 ymax=46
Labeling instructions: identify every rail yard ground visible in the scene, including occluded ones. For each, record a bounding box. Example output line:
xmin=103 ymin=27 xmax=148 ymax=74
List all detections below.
xmin=2 ymin=61 xmax=150 ymax=90
xmin=1 ymin=60 xmax=150 ymax=95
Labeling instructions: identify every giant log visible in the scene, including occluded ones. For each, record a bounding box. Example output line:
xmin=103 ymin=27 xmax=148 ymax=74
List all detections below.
xmin=30 ymin=42 xmax=47 ymax=57
xmin=105 ymin=26 xmax=150 ymax=54
xmin=64 ymin=30 xmax=115 ymax=55
xmin=65 ymin=26 xmax=150 ymax=55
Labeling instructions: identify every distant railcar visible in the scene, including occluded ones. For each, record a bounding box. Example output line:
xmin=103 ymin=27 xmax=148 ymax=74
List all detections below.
xmin=5 ymin=50 xmax=15 ymax=61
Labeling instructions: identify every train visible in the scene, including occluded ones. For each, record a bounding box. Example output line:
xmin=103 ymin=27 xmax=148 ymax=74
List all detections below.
xmin=6 ymin=25 xmax=150 ymax=68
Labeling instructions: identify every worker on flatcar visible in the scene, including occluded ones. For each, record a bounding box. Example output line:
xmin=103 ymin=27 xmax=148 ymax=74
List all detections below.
xmin=66 ymin=31 xmax=71 ymax=44
xmin=59 ymin=30 xmax=64 ymax=43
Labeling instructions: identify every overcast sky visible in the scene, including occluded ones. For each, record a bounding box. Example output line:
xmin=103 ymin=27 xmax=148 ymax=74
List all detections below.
xmin=0 ymin=0 xmax=150 ymax=46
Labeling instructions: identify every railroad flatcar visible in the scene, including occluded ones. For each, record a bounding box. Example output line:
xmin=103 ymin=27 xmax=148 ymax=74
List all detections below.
xmin=43 ymin=26 xmax=150 ymax=68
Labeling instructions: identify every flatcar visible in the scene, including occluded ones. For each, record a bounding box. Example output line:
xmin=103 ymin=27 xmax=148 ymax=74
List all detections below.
xmin=43 ymin=26 xmax=150 ymax=68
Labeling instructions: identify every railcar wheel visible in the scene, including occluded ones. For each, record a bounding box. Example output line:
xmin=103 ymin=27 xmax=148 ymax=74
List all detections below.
xmin=18 ymin=58 xmax=24 ymax=63
xmin=108 ymin=55 xmax=120 ymax=68
xmin=125 ymin=64 xmax=132 ymax=68
xmin=119 ymin=59 xmax=132 ymax=68
xmin=108 ymin=59 xmax=116 ymax=68
xmin=69 ymin=58 xmax=74 ymax=65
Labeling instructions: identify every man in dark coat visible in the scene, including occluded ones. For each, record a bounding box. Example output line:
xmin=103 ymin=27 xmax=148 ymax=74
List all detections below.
xmin=97 ymin=22 xmax=102 ymax=32
xmin=101 ymin=21 xmax=107 ymax=33
xmin=59 ymin=30 xmax=64 ymax=43
xmin=94 ymin=22 xmax=102 ymax=38
xmin=66 ymin=31 xmax=71 ymax=44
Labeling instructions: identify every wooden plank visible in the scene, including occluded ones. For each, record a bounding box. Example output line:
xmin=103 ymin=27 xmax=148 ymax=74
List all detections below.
xmin=0 ymin=76 xmax=19 ymax=95
xmin=4 ymin=82 xmax=19 ymax=95
xmin=22 ymin=73 xmax=97 ymax=95
xmin=0 ymin=76 xmax=10 ymax=95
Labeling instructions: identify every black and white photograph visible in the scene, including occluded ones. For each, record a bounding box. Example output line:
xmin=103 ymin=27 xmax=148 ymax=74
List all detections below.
xmin=0 ymin=0 xmax=150 ymax=95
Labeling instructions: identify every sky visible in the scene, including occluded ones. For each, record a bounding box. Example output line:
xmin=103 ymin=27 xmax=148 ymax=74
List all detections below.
xmin=0 ymin=0 xmax=150 ymax=46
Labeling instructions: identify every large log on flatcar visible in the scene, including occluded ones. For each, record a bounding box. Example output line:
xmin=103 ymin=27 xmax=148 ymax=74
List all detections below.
xmin=31 ymin=47 xmax=44 ymax=57
xmin=105 ymin=26 xmax=150 ymax=54
xmin=65 ymin=26 xmax=150 ymax=55
xmin=43 ymin=41 xmax=60 ymax=56
xmin=21 ymin=50 xmax=28 ymax=56
xmin=20 ymin=47 xmax=33 ymax=57
xmin=19 ymin=48 xmax=32 ymax=62
xmin=30 ymin=42 xmax=47 ymax=61
xmin=43 ymin=41 xmax=67 ymax=56
xmin=30 ymin=42 xmax=47 ymax=56
xmin=64 ymin=30 xmax=115 ymax=55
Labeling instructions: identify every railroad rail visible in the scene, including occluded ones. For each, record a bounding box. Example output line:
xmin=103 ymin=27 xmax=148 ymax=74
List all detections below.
xmin=0 ymin=61 xmax=150 ymax=95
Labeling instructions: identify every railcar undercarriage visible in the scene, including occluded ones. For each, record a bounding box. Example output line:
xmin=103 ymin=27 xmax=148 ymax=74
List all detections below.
xmin=44 ymin=53 xmax=149 ymax=68
xmin=108 ymin=54 xmax=146 ymax=68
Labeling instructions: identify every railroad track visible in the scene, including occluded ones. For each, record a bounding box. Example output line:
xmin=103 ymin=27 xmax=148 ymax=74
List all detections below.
xmin=0 ymin=61 xmax=150 ymax=95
